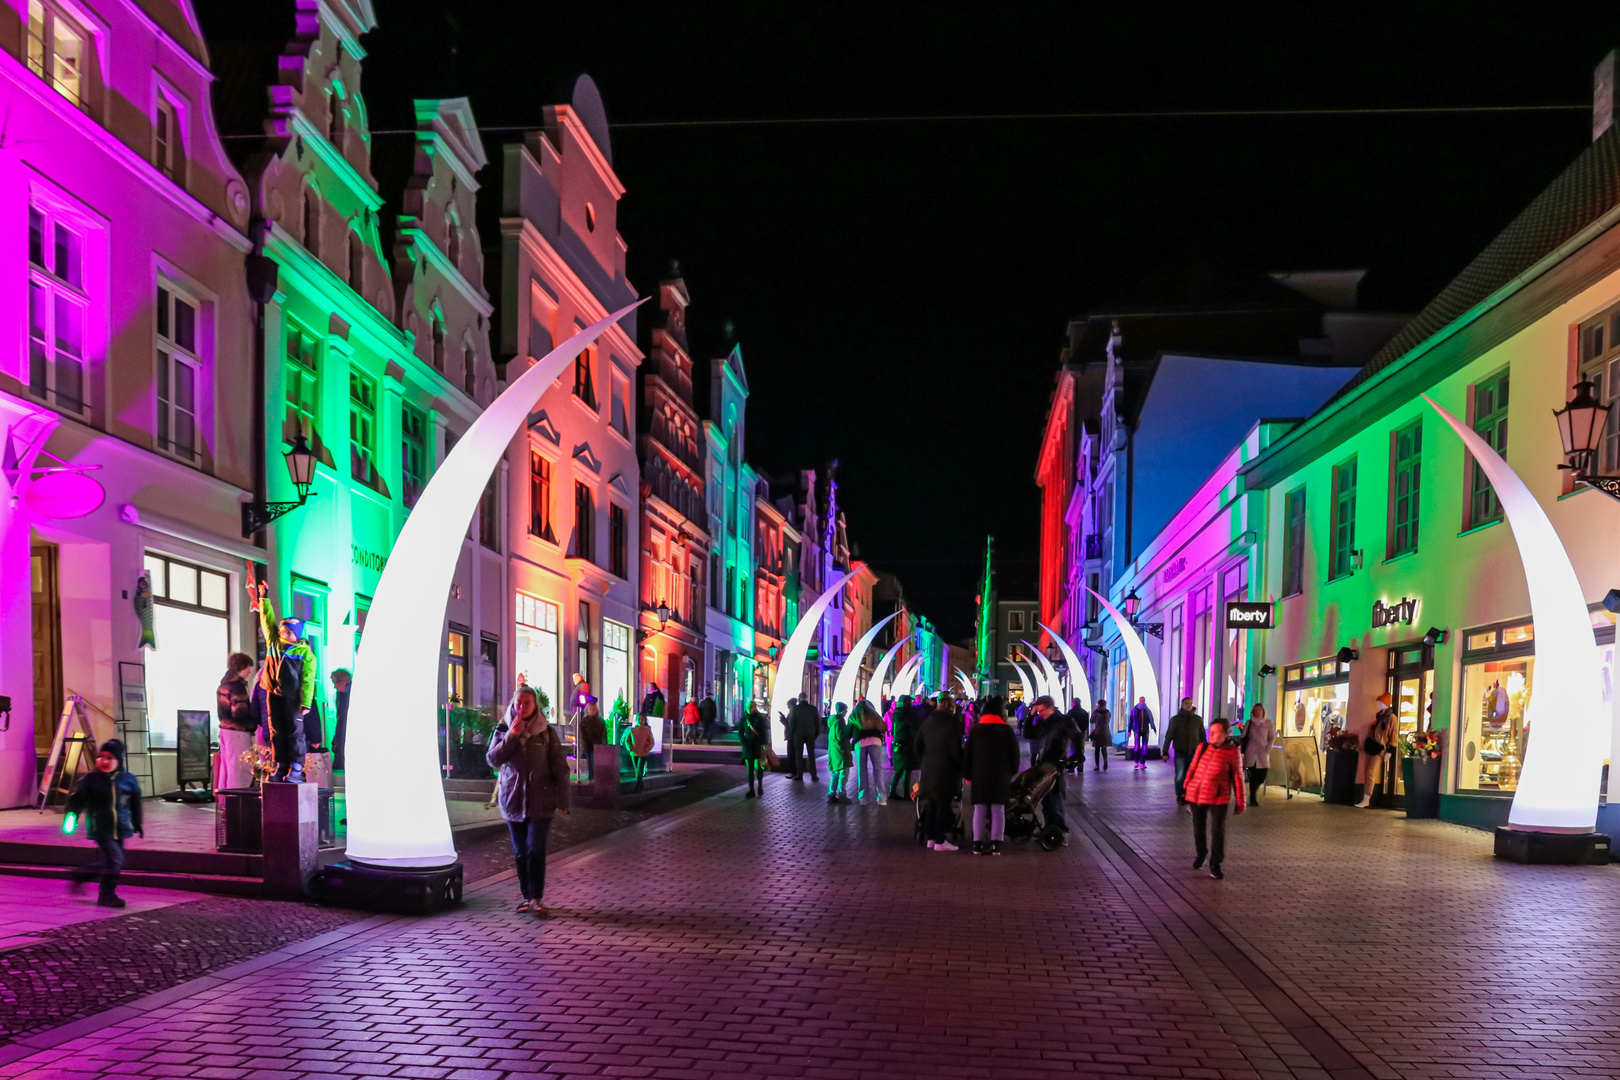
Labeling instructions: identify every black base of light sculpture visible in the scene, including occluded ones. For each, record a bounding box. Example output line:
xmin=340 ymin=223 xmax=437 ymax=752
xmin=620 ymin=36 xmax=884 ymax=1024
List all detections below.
xmin=1494 ymin=828 xmax=1611 ymax=865
xmin=312 ymin=859 xmax=464 ymax=914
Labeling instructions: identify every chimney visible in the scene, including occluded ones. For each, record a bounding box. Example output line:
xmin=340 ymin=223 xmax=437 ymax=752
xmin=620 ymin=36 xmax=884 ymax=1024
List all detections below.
xmin=1595 ymin=49 xmax=1616 ymax=142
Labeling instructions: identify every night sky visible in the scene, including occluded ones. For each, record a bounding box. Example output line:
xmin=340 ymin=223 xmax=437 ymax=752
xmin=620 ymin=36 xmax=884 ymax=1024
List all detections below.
xmin=196 ymin=2 xmax=1618 ymax=641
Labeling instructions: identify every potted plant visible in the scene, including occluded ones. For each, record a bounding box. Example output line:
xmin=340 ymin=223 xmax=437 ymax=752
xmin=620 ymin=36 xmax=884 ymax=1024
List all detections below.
xmin=446 ymin=701 xmax=499 ymax=778
xmin=1324 ymin=725 xmax=1361 ymax=805
xmin=1400 ymin=729 xmax=1443 ymax=819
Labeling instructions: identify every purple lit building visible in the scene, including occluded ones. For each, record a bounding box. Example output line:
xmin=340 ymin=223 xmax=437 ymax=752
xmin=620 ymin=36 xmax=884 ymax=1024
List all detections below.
xmin=0 ymin=0 xmax=258 ymax=805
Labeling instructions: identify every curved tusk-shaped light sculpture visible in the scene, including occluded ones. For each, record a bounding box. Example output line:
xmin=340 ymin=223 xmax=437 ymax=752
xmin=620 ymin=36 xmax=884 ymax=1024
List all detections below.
xmin=1039 ymin=622 xmax=1093 ymax=712
xmin=1022 ymin=640 xmax=1063 ymax=705
xmin=1087 ymin=587 xmax=1161 ymax=736
xmin=346 ymin=302 xmax=642 ymax=868
xmin=832 ymin=612 xmax=899 ymax=713
xmin=767 ymin=568 xmax=857 ymax=753
xmin=1008 ymin=657 xmax=1040 ymax=701
xmin=955 ymin=669 xmax=976 ymax=697
xmin=867 ymin=637 xmax=909 ymax=705
xmin=1426 ymin=394 xmax=1606 ymax=832
xmin=893 ymin=653 xmax=923 ymax=699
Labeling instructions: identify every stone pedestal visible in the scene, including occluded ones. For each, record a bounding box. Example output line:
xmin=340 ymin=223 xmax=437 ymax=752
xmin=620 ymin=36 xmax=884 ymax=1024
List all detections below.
xmin=262 ymin=781 xmax=318 ymax=900
xmin=593 ymin=744 xmax=621 ymax=808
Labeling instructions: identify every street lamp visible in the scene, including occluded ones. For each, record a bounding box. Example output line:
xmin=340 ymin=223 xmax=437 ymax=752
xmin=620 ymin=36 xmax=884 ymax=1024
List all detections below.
xmin=655 ymin=600 xmax=671 ymax=627
xmin=1554 ymin=379 xmax=1620 ymax=501
xmin=1119 ymin=589 xmax=1162 ymax=638
xmin=241 ymin=434 xmax=318 ymax=537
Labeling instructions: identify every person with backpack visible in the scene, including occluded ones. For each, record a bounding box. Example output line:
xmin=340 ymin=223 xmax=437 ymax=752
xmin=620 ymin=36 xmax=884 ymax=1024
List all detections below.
xmin=1182 ymin=718 xmax=1245 ymax=879
xmin=65 ymin=740 xmax=143 ymax=907
xmin=1128 ymin=696 xmax=1156 ymax=770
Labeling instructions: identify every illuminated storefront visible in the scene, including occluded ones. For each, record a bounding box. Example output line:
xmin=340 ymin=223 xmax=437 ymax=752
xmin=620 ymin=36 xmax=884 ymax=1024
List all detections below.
xmin=1278 ymin=657 xmax=1351 ymax=795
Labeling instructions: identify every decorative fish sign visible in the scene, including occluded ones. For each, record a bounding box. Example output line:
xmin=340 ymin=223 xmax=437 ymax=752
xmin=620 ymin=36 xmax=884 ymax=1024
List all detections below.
xmin=134 ymin=571 xmax=155 ymax=650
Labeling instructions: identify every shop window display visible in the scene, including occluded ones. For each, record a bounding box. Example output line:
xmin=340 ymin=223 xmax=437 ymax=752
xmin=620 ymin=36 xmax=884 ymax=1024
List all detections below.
xmin=1279 ymin=658 xmax=1351 ymax=794
xmin=1458 ymin=655 xmax=1533 ymax=792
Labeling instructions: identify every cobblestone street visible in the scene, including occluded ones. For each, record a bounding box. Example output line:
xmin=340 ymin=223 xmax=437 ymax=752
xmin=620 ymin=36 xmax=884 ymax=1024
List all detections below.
xmin=3 ymin=763 xmax=1619 ymax=1079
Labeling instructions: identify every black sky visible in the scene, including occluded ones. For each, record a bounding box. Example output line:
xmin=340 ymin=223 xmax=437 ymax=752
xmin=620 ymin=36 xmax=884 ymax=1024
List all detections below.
xmin=197 ymin=1 xmax=1618 ymax=641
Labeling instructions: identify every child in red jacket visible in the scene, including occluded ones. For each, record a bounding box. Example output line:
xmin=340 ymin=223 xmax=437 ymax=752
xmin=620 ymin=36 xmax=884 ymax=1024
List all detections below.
xmin=1183 ymin=718 xmax=1245 ymax=879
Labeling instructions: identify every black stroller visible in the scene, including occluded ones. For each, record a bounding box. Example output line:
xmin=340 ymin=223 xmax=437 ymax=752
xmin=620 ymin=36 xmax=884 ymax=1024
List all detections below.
xmin=1006 ymin=762 xmax=1065 ymax=851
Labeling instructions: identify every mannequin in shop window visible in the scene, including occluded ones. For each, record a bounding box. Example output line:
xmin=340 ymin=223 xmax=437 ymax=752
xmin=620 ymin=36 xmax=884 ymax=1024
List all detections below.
xmin=1356 ymin=692 xmax=1398 ymax=808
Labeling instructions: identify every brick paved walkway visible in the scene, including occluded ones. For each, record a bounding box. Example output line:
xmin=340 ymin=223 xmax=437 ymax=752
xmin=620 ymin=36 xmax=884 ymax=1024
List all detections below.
xmin=2 ymin=761 xmax=1618 ymax=1079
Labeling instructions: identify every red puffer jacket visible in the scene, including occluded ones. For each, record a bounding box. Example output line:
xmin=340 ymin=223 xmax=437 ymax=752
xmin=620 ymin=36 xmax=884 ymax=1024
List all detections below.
xmin=1182 ymin=740 xmax=1245 ymax=810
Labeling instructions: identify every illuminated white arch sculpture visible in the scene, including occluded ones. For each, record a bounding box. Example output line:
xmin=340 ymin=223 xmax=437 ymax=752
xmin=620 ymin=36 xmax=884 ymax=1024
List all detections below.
xmin=1008 ymin=657 xmax=1040 ymax=701
xmin=867 ymin=637 xmax=908 ymax=705
xmin=1087 ymin=587 xmax=1161 ymax=732
xmin=1022 ymin=640 xmax=1064 ymax=705
xmin=1426 ymin=395 xmax=1606 ymax=832
xmin=955 ymin=669 xmax=976 ymax=697
xmin=893 ymin=653 xmax=923 ymax=698
xmin=1039 ymin=622 xmax=1093 ymax=712
xmin=832 ymin=612 xmax=899 ymax=713
xmin=346 ymin=303 xmax=641 ymax=868
xmin=767 ymin=568 xmax=857 ymax=753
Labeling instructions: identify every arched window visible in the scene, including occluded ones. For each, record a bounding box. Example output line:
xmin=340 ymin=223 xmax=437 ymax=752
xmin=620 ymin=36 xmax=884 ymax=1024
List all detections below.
xmin=303 ymin=189 xmax=319 ymax=257
xmin=446 ymin=210 xmax=461 ymax=270
xmin=431 ymin=315 xmax=445 ymax=372
xmin=348 ymin=230 xmax=363 ymax=289
xmin=463 ymin=345 xmax=476 ymax=395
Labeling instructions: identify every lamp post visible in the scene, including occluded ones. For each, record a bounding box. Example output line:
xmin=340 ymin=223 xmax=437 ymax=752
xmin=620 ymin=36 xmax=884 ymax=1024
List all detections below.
xmin=1554 ymin=379 xmax=1620 ymax=502
xmin=241 ymin=434 xmax=318 ymax=537
xmin=1120 ymin=589 xmax=1163 ymax=638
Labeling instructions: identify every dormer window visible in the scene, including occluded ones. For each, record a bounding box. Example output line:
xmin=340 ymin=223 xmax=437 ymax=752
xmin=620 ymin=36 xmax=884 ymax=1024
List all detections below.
xmin=27 ymin=1 xmax=87 ymax=110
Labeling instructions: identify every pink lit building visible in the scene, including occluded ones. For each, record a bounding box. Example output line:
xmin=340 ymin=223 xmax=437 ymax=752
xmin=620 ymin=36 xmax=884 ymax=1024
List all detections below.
xmin=0 ymin=0 xmax=258 ymax=805
xmin=497 ymin=77 xmax=642 ymax=738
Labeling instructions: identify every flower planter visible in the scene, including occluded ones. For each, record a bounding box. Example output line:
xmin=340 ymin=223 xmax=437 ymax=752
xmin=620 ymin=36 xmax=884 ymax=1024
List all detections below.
xmin=1402 ymin=756 xmax=1442 ymax=819
xmin=1324 ymin=749 xmax=1361 ymax=805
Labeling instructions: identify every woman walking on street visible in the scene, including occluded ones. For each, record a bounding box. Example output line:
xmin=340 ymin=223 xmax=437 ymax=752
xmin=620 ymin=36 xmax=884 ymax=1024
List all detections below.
xmin=851 ymin=700 xmax=889 ymax=805
xmin=915 ymin=695 xmax=964 ymax=850
xmin=1089 ymin=702 xmax=1113 ymax=771
xmin=1241 ymin=703 xmax=1274 ymax=805
xmin=1183 ymin=718 xmax=1245 ymax=879
xmin=964 ymin=695 xmax=1019 ymax=855
xmin=739 ymin=703 xmax=770 ymax=798
xmin=487 ymin=685 xmax=571 ymax=915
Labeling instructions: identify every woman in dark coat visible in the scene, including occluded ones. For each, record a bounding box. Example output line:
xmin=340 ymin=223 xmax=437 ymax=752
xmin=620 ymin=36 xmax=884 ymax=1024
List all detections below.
xmin=487 ymin=685 xmax=571 ymax=915
xmin=888 ymin=698 xmax=920 ymax=800
xmin=1088 ymin=702 xmax=1113 ymax=771
xmin=963 ymin=695 xmax=1020 ymax=855
xmin=739 ymin=704 xmax=770 ymax=798
xmin=914 ymin=697 xmax=965 ymax=850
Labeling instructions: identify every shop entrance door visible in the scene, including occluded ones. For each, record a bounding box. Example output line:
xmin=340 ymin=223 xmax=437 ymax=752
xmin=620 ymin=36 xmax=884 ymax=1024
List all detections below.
xmin=30 ymin=543 xmax=63 ymax=755
xmin=1386 ymin=644 xmax=1434 ymax=804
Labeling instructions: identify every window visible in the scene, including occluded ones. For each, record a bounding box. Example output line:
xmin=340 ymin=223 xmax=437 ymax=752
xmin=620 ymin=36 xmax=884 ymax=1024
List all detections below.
xmin=710 ymin=551 xmax=722 ymax=608
xmin=463 ymin=346 xmax=476 ymax=396
xmin=529 ymin=451 xmax=554 ymax=540
xmin=609 ymin=503 xmax=628 ymax=578
xmin=349 ymin=370 xmax=376 ymax=484
xmin=141 ymin=552 xmax=228 ymax=614
xmin=1007 ymin=610 xmax=1025 ymax=634
xmin=353 ymin=594 xmax=370 ymax=651
xmin=27 ymin=1 xmax=86 ymax=110
xmin=446 ymin=627 xmax=468 ymax=705
xmin=610 ymin=370 xmax=629 ymax=436
xmin=1469 ymin=369 xmax=1509 ymax=527
xmin=577 ymin=601 xmax=593 ymax=684
xmin=1388 ymin=420 xmax=1422 ymax=558
xmin=478 ymin=634 xmax=498 ymax=708
xmin=446 ymin=212 xmax=461 ymax=269
xmin=572 ymin=481 xmax=595 ymax=562
xmin=27 ymin=203 xmax=87 ymax=414
xmin=574 ymin=343 xmax=598 ymax=409
xmin=478 ymin=476 xmax=499 ymax=551
xmin=154 ymin=97 xmax=180 ymax=179
xmin=284 ymin=324 xmax=318 ymax=444
xmin=431 ymin=315 xmax=445 ymax=372
xmin=401 ymin=403 xmax=427 ymax=507
xmin=348 ymin=230 xmax=363 ymax=290
xmin=1281 ymin=487 xmax=1306 ymax=596
xmin=1579 ymin=303 xmax=1620 ymax=475
xmin=155 ymin=285 xmax=199 ymax=460
xmin=1329 ymin=459 xmax=1357 ymax=580
xmin=302 ymin=189 xmax=320 ymax=257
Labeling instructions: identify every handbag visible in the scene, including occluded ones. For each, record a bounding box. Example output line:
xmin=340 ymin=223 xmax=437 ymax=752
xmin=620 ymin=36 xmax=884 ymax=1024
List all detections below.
xmin=762 ymin=744 xmax=781 ymax=769
xmin=1362 ymin=736 xmax=1384 ymax=755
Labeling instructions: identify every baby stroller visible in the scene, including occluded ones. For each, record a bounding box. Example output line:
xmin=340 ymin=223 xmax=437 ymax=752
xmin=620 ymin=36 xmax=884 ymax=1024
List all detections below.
xmin=915 ymin=784 xmax=965 ymax=848
xmin=1006 ymin=762 xmax=1066 ymax=851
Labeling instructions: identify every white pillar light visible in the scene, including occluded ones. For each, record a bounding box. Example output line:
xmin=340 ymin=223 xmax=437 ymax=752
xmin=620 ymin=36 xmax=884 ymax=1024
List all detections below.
xmin=1038 ymin=621 xmax=1093 ymax=712
xmin=767 ymin=568 xmax=857 ymax=752
xmin=867 ymin=636 xmax=908 ymax=706
xmin=1087 ymin=587 xmax=1161 ymax=732
xmin=831 ymin=612 xmax=898 ymax=713
xmin=955 ymin=669 xmax=976 ymax=697
xmin=1008 ymin=657 xmax=1040 ymax=702
xmin=1426 ymin=394 xmax=1606 ymax=833
xmin=892 ymin=652 xmax=923 ymax=698
xmin=1022 ymin=639 xmax=1063 ymax=703
xmin=346 ymin=302 xmax=642 ymax=868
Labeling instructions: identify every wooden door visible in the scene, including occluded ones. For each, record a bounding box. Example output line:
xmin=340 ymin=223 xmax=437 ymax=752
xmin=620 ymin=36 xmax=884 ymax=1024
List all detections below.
xmin=30 ymin=544 xmax=63 ymax=754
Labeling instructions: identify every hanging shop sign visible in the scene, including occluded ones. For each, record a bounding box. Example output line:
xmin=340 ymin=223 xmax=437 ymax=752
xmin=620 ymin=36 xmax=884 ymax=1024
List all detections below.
xmin=1224 ymin=601 xmax=1273 ymax=629
xmin=1372 ymin=596 xmax=1420 ymax=629
xmin=24 ymin=471 xmax=105 ymax=518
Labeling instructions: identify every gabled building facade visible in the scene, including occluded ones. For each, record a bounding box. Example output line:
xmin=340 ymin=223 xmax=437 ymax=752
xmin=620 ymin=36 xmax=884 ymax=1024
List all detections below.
xmin=498 ymin=76 xmax=641 ymax=733
xmin=702 ymin=343 xmax=754 ymax=724
xmin=0 ymin=0 xmax=257 ymax=803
